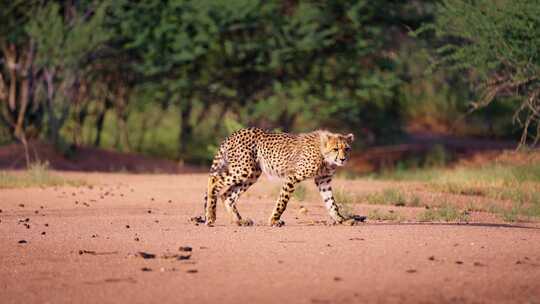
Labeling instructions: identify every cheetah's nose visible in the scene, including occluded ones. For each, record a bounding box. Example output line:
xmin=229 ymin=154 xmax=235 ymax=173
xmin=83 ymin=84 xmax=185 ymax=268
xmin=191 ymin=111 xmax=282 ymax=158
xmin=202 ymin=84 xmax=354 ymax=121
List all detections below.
xmin=340 ymin=157 xmax=346 ymax=162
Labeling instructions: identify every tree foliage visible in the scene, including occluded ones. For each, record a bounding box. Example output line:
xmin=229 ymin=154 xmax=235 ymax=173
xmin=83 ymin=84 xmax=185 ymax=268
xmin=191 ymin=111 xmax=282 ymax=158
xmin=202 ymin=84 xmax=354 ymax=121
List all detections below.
xmin=418 ymin=0 xmax=540 ymax=146
xmin=0 ymin=1 xmax=112 ymax=162
xmin=3 ymin=0 xmax=522 ymax=165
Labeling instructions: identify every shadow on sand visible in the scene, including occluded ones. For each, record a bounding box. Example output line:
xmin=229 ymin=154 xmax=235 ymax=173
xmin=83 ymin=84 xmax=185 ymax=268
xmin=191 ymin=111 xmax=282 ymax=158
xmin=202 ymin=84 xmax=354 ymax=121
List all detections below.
xmin=363 ymin=221 xmax=540 ymax=230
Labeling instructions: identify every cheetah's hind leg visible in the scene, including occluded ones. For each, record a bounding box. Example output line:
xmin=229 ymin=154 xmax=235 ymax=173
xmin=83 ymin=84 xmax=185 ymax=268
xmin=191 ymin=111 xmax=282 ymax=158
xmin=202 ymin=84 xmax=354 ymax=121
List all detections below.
xmin=204 ymin=175 xmax=220 ymax=226
xmin=221 ymin=184 xmax=253 ymax=226
xmin=221 ymin=170 xmax=261 ymax=226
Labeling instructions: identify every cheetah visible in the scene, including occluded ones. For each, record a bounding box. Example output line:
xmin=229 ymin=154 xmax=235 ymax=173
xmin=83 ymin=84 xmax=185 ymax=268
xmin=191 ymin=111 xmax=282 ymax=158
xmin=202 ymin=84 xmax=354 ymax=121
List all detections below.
xmin=199 ymin=127 xmax=363 ymax=227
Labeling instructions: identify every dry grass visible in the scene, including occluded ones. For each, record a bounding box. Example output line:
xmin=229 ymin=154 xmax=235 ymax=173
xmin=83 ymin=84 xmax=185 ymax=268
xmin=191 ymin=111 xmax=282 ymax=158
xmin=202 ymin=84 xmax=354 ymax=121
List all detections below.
xmin=0 ymin=162 xmax=87 ymax=189
xmin=293 ymin=184 xmax=308 ymax=201
xmin=333 ymin=187 xmax=358 ymax=205
xmin=373 ymin=161 xmax=540 ymax=222
xmin=417 ymin=203 xmax=469 ymax=222
xmin=367 ymin=209 xmax=401 ymax=221
xmin=361 ymin=188 xmax=422 ymax=207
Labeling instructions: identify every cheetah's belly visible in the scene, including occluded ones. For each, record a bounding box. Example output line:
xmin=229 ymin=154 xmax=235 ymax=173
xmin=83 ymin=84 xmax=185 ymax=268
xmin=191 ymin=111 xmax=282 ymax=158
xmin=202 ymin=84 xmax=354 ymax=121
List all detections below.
xmin=258 ymin=156 xmax=286 ymax=180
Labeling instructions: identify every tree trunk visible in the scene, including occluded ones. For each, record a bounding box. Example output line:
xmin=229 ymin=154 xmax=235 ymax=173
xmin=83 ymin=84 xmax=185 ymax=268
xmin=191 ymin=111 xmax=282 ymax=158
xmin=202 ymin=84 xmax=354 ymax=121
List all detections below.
xmin=1 ymin=41 xmax=36 ymax=167
xmin=43 ymin=68 xmax=61 ymax=146
xmin=178 ymin=100 xmax=193 ymax=161
xmin=94 ymin=100 xmax=109 ymax=147
xmin=278 ymin=110 xmax=296 ymax=132
xmin=5 ymin=44 xmax=17 ymax=112
xmin=136 ymin=113 xmax=149 ymax=152
xmin=115 ymin=86 xmax=131 ymax=152
xmin=212 ymin=103 xmax=229 ymax=133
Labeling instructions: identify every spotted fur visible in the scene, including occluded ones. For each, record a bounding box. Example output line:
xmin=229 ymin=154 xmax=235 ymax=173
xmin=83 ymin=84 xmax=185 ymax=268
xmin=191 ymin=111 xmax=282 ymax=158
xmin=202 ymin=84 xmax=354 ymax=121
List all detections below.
xmin=202 ymin=127 xmax=356 ymax=227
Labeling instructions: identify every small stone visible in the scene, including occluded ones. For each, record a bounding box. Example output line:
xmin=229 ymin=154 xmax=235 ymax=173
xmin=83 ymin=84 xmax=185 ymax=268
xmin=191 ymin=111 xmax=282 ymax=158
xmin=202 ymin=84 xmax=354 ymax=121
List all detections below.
xmin=18 ymin=240 xmax=28 ymax=244
xmin=141 ymin=267 xmax=152 ymax=272
xmin=137 ymin=252 xmax=156 ymax=259
xmin=428 ymin=256 xmax=435 ymax=261
xmin=406 ymin=269 xmax=417 ymax=273
xmin=455 ymin=261 xmax=464 ymax=265
xmin=126 ymin=225 xmax=130 ymax=229
xmin=134 ymin=237 xmax=140 ymax=241
xmin=186 ymin=269 xmax=198 ymax=273
xmin=333 ymin=277 xmax=342 ymax=282
xmin=179 ymin=246 xmax=192 ymax=252
xmin=19 ymin=204 xmax=25 ymax=208
xmin=41 ymin=232 xmax=46 ymax=235
xmin=147 ymin=210 xmax=152 ymax=214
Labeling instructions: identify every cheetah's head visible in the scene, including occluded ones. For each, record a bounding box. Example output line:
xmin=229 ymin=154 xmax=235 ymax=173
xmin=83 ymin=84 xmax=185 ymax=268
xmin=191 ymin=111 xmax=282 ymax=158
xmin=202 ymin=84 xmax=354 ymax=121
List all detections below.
xmin=320 ymin=132 xmax=354 ymax=166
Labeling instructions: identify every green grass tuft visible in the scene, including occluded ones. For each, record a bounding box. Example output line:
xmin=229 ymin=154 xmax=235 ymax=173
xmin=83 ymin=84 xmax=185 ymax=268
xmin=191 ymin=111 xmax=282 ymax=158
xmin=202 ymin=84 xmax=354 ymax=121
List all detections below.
xmin=293 ymin=184 xmax=307 ymax=201
xmin=367 ymin=209 xmax=400 ymax=221
xmin=417 ymin=203 xmax=469 ymax=222
xmin=361 ymin=188 xmax=422 ymax=207
xmin=333 ymin=187 xmax=358 ymax=205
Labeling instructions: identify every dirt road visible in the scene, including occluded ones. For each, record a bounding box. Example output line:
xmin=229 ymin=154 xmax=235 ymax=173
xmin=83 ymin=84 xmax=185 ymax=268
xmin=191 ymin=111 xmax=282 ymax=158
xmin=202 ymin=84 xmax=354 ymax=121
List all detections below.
xmin=1 ymin=173 xmax=539 ymax=303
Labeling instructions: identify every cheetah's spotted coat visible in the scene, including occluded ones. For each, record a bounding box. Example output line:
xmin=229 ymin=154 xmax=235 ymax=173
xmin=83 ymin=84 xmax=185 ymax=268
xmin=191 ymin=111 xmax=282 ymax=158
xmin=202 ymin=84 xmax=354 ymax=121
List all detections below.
xmin=202 ymin=127 xmax=359 ymax=227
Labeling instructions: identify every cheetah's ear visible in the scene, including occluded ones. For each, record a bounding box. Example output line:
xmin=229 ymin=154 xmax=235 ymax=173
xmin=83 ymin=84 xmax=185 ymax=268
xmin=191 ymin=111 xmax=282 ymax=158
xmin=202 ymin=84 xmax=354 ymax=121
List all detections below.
xmin=345 ymin=133 xmax=355 ymax=143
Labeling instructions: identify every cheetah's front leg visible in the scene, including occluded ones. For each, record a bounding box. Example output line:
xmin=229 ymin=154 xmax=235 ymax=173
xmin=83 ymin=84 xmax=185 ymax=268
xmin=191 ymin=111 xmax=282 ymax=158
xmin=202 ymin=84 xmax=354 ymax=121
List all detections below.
xmin=314 ymin=175 xmax=349 ymax=224
xmin=269 ymin=176 xmax=298 ymax=227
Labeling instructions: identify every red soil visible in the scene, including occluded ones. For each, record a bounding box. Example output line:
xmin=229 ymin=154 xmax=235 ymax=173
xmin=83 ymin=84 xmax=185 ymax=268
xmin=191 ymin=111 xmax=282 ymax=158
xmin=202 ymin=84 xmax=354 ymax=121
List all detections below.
xmin=1 ymin=173 xmax=539 ymax=304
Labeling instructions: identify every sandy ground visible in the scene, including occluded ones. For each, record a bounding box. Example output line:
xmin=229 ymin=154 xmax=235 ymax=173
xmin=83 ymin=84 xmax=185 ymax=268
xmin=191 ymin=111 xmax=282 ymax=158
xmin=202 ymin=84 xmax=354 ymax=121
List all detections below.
xmin=1 ymin=173 xmax=540 ymax=304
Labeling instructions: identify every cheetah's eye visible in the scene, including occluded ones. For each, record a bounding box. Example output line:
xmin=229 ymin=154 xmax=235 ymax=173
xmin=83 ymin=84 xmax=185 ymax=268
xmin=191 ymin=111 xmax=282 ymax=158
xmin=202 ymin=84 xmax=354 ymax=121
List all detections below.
xmin=333 ymin=148 xmax=339 ymax=152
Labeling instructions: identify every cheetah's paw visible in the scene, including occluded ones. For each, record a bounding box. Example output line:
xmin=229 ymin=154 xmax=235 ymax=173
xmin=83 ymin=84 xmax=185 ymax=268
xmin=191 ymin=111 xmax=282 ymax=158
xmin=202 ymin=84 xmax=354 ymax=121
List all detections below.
xmin=235 ymin=218 xmax=254 ymax=226
xmin=269 ymin=219 xmax=285 ymax=227
xmin=189 ymin=215 xmax=206 ymax=225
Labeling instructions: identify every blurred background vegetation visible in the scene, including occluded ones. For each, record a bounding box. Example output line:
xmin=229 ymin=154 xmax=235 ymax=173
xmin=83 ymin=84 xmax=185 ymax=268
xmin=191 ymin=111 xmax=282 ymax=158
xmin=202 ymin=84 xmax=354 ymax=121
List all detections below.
xmin=1 ymin=0 xmax=538 ymax=166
